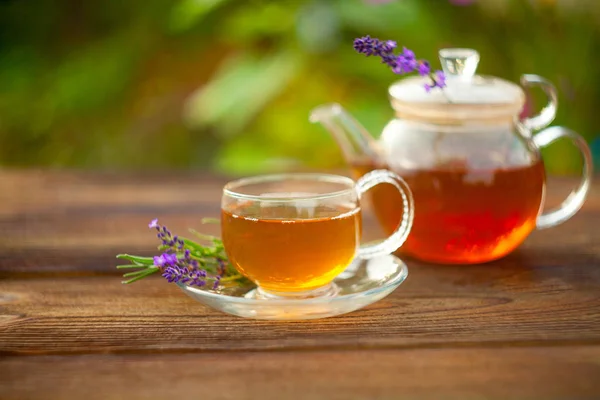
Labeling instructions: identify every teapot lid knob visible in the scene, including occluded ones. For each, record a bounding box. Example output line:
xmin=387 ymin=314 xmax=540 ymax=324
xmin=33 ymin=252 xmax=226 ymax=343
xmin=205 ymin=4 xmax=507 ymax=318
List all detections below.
xmin=438 ymin=48 xmax=480 ymax=80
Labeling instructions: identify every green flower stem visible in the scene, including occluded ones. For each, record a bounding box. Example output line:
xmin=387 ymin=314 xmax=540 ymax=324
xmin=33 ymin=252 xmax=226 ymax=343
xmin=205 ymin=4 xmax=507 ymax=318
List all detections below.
xmin=220 ymin=274 xmax=243 ymax=282
xmin=190 ymin=255 xmax=225 ymax=264
xmin=122 ymin=268 xmax=156 ymax=278
xmin=122 ymin=267 xmax=159 ymax=284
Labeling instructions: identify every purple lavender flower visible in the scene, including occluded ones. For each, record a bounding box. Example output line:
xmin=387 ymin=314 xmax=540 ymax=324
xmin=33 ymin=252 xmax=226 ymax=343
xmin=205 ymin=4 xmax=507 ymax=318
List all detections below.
xmin=153 ymin=255 xmax=166 ymax=267
xmin=435 ymin=69 xmax=446 ymax=86
xmin=401 ymin=47 xmax=415 ymax=61
xmin=209 ymin=258 xmax=228 ymax=290
xmin=383 ymin=40 xmax=397 ymax=52
xmin=353 ymin=36 xmax=447 ymax=92
xmin=212 ymin=276 xmax=221 ymax=290
xmin=393 ymin=51 xmax=418 ymax=74
xmin=354 ymin=35 xmax=398 ymax=68
xmin=164 ymin=253 xmax=178 ymax=265
xmin=189 ymin=268 xmax=208 ymax=287
xmin=354 ymin=36 xmax=400 ymax=72
xmin=417 ymin=61 xmax=430 ymax=76
xmin=159 ymin=256 xmax=210 ymax=287
xmin=162 ymin=265 xmax=190 ymax=283
xmin=152 ymin=244 xmax=214 ymax=288
xmin=216 ymin=258 xmax=227 ymax=276
xmin=149 ymin=219 xmax=185 ymax=250
xmin=153 ymin=252 xmax=178 ymax=267
xmin=353 ymin=35 xmax=397 ymax=59
xmin=425 ymin=70 xmax=447 ymax=92
xmin=136 ymin=219 xmax=235 ymax=290
xmin=380 ymin=53 xmax=398 ymax=69
xmin=391 ymin=47 xmax=417 ymax=75
xmin=353 ymin=35 xmax=373 ymax=56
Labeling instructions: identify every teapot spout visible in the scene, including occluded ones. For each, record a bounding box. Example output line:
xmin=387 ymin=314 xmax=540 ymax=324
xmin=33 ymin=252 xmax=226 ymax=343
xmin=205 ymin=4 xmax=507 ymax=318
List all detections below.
xmin=309 ymin=103 xmax=381 ymax=166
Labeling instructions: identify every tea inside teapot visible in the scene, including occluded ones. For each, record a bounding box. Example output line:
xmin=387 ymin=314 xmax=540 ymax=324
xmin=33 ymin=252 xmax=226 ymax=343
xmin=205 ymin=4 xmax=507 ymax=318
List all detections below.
xmin=350 ymin=157 xmax=545 ymax=264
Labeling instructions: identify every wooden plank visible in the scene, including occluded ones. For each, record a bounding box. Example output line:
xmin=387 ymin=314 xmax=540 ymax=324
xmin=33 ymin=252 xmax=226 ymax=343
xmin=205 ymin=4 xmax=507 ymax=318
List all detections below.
xmin=3 ymin=170 xmax=596 ymax=216
xmin=1 ymin=171 xmax=597 ymax=225
xmin=0 ymin=169 xmax=228 ymax=215
xmin=2 ymin=260 xmax=600 ymax=354
xmin=0 ymin=212 xmax=385 ymax=252
xmin=2 ymin=347 xmax=600 ymax=399
xmin=1 ymin=171 xmax=599 ymax=274
xmin=1 ymin=171 xmax=599 ymax=354
xmin=2 ymin=171 xmax=597 ymax=233
xmin=1 ymin=208 xmax=598 ymax=275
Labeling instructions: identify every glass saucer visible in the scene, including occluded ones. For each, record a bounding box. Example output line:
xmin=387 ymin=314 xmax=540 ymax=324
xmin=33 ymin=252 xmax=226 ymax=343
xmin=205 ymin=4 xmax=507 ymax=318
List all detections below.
xmin=176 ymin=254 xmax=408 ymax=320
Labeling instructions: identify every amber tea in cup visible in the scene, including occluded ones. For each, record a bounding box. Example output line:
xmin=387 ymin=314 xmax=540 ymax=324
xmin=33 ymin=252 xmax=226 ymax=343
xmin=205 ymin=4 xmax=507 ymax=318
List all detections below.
xmin=221 ymin=171 xmax=414 ymax=297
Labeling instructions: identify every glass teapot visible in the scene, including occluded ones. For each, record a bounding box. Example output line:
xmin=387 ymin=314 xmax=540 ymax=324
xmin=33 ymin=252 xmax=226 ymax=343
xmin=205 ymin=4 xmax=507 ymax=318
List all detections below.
xmin=310 ymin=48 xmax=593 ymax=264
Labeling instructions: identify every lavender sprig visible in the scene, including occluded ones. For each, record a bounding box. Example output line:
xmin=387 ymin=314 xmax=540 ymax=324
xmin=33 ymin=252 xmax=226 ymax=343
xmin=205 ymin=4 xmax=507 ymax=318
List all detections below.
xmin=150 ymin=218 xmax=185 ymax=251
xmin=116 ymin=218 xmax=246 ymax=290
xmin=353 ymin=35 xmax=447 ymax=92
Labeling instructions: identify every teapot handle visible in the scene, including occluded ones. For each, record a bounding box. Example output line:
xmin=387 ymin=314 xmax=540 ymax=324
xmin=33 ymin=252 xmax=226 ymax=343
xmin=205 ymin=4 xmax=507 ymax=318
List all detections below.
xmin=534 ymin=127 xmax=593 ymax=229
xmin=520 ymin=74 xmax=558 ymax=131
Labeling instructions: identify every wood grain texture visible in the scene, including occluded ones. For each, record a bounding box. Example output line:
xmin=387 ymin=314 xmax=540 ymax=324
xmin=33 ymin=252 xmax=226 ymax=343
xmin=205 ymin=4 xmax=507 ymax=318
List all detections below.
xmin=2 ymin=347 xmax=600 ymax=400
xmin=2 ymin=258 xmax=599 ymax=355
xmin=1 ymin=170 xmax=600 ymax=398
xmin=1 ymin=170 xmax=599 ymax=273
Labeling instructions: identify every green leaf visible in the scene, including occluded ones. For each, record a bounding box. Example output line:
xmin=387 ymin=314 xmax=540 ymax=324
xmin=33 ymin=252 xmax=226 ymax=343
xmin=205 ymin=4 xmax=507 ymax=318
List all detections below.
xmin=122 ymin=269 xmax=152 ymax=278
xmin=183 ymin=50 xmax=302 ymax=138
xmin=201 ymin=218 xmax=220 ymax=224
xmin=116 ymin=264 xmax=148 ymax=269
xmin=218 ymin=2 xmax=296 ymax=43
xmin=49 ymin=34 xmax=140 ymax=114
xmin=178 ymin=237 xmax=208 ymax=252
xmin=168 ymin=0 xmax=232 ymax=33
xmin=122 ymin=267 xmax=160 ymax=284
xmin=189 ymin=229 xmax=219 ymax=241
xmin=335 ymin=0 xmax=420 ymax=33
xmin=116 ymin=254 xmax=155 ymax=265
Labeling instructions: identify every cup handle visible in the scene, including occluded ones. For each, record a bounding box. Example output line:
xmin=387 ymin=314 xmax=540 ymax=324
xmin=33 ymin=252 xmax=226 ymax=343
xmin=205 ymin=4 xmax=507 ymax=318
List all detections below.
xmin=534 ymin=126 xmax=593 ymax=229
xmin=520 ymin=74 xmax=558 ymax=131
xmin=355 ymin=169 xmax=414 ymax=258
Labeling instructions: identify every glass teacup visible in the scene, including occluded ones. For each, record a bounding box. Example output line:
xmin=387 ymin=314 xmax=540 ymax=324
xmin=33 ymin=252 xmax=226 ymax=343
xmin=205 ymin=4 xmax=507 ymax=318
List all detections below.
xmin=221 ymin=170 xmax=414 ymax=298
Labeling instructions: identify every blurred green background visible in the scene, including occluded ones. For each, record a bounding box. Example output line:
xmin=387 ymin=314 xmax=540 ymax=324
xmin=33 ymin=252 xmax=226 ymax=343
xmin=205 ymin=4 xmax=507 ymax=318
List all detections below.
xmin=0 ymin=0 xmax=598 ymax=175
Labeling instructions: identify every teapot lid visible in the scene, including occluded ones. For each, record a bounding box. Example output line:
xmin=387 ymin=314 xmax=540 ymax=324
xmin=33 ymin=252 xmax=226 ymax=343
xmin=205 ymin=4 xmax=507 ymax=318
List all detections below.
xmin=388 ymin=48 xmax=525 ymax=122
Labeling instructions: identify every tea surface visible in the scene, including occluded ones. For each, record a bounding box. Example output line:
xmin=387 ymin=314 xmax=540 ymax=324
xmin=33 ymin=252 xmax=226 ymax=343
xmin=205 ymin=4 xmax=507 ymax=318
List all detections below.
xmin=221 ymin=203 xmax=361 ymax=292
xmin=352 ymin=161 xmax=545 ymax=263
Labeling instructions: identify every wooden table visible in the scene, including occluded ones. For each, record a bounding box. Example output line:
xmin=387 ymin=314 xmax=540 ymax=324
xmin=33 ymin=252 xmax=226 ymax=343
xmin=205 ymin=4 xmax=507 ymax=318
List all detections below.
xmin=1 ymin=170 xmax=599 ymax=399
